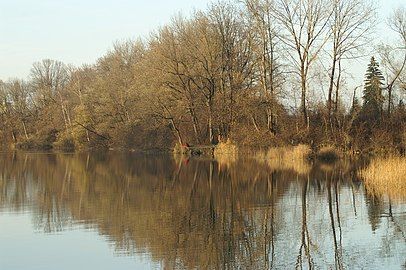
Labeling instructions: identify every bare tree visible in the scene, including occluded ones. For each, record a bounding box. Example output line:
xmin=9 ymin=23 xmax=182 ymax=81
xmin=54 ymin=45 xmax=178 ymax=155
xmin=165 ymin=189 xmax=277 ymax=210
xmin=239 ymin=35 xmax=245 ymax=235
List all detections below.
xmin=379 ymin=7 xmax=406 ymax=115
xmin=30 ymin=59 xmax=71 ymax=132
xmin=327 ymin=0 xmax=375 ymax=121
xmin=209 ymin=2 xmax=254 ymax=138
xmin=186 ymin=13 xmax=222 ymax=144
xmin=31 ymin=59 xmax=69 ymax=103
xmin=245 ymin=0 xmax=284 ymax=133
xmin=273 ymin=0 xmax=332 ymax=126
xmin=5 ymin=80 xmax=32 ymax=139
xmin=150 ymin=20 xmax=203 ymax=144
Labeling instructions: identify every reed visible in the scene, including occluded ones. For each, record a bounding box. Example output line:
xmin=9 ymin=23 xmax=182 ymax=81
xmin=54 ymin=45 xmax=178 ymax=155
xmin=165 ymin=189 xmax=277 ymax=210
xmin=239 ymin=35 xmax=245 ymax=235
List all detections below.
xmin=173 ymin=142 xmax=184 ymax=154
xmin=256 ymin=144 xmax=312 ymax=175
xmin=358 ymin=157 xmax=406 ymax=200
xmin=214 ymin=139 xmax=238 ymax=166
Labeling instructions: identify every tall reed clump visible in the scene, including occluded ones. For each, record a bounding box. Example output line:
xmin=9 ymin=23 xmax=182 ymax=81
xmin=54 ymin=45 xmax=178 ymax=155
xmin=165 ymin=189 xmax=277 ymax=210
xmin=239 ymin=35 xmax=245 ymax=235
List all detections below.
xmin=358 ymin=157 xmax=406 ymax=200
xmin=256 ymin=144 xmax=312 ymax=175
xmin=214 ymin=139 xmax=238 ymax=166
xmin=173 ymin=142 xmax=188 ymax=155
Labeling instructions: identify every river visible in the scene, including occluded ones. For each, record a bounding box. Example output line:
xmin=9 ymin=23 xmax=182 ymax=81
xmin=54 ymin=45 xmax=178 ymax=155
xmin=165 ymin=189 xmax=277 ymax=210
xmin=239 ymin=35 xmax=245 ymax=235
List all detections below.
xmin=0 ymin=152 xmax=405 ymax=269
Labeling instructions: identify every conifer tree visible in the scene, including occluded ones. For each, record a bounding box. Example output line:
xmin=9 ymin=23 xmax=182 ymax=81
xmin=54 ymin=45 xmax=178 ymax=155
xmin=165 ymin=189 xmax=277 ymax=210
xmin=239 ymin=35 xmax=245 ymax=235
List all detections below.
xmin=350 ymin=97 xmax=361 ymax=116
xmin=362 ymin=57 xmax=385 ymax=119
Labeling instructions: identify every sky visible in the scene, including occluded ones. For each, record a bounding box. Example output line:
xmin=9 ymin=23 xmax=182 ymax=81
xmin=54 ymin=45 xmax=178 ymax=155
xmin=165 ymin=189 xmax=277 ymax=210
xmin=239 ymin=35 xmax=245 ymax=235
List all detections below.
xmin=0 ymin=0 xmax=211 ymax=80
xmin=0 ymin=0 xmax=405 ymax=82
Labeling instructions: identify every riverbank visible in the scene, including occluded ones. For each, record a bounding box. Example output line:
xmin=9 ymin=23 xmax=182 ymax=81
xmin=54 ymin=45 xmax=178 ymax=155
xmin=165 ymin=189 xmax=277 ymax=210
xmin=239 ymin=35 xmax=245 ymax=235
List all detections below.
xmin=4 ymin=139 xmax=404 ymax=159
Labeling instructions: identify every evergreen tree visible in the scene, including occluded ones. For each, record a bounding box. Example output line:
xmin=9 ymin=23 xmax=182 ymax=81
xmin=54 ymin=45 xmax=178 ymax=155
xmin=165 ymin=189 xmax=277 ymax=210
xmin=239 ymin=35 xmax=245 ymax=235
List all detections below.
xmin=350 ymin=97 xmax=361 ymax=117
xmin=362 ymin=57 xmax=385 ymax=119
xmin=398 ymin=100 xmax=405 ymax=111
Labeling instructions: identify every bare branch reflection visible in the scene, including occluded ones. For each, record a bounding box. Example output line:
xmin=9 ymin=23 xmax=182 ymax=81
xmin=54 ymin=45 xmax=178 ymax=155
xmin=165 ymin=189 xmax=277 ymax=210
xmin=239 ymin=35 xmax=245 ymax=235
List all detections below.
xmin=0 ymin=153 xmax=405 ymax=269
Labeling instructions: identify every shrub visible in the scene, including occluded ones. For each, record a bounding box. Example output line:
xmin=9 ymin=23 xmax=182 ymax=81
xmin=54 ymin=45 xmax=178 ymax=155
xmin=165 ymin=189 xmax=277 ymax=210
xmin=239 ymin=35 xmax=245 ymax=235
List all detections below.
xmin=53 ymin=132 xmax=75 ymax=151
xmin=15 ymin=138 xmax=38 ymax=150
xmin=316 ymin=145 xmax=341 ymax=162
xmin=15 ymin=135 xmax=54 ymax=151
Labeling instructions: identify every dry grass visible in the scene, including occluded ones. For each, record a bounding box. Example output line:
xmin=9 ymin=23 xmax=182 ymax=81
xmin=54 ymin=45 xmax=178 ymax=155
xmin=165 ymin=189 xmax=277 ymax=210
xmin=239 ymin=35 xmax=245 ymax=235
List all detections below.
xmin=173 ymin=142 xmax=183 ymax=154
xmin=358 ymin=157 xmax=406 ymax=200
xmin=256 ymin=144 xmax=312 ymax=175
xmin=214 ymin=139 xmax=238 ymax=166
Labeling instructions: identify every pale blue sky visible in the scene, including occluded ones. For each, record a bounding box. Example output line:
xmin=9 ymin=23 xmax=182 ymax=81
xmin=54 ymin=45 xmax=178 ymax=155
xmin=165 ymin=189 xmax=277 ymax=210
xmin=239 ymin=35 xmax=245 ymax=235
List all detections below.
xmin=0 ymin=0 xmax=404 ymax=81
xmin=0 ymin=0 xmax=211 ymax=80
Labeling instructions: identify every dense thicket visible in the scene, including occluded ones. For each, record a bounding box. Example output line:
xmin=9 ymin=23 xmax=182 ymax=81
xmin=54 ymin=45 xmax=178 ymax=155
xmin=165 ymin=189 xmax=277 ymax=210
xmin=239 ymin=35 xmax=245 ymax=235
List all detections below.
xmin=1 ymin=1 xmax=405 ymax=153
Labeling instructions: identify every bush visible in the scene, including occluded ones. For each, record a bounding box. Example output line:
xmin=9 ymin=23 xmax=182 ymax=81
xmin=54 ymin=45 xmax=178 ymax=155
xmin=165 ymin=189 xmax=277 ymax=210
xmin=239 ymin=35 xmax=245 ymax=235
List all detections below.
xmin=316 ymin=145 xmax=341 ymax=162
xmin=53 ymin=132 xmax=75 ymax=151
xmin=15 ymin=138 xmax=38 ymax=150
xmin=16 ymin=128 xmax=58 ymax=150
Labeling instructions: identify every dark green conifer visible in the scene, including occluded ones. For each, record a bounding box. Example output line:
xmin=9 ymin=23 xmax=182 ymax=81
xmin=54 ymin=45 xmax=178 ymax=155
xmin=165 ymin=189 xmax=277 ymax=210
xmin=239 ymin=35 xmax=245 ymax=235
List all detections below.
xmin=362 ymin=57 xmax=385 ymax=119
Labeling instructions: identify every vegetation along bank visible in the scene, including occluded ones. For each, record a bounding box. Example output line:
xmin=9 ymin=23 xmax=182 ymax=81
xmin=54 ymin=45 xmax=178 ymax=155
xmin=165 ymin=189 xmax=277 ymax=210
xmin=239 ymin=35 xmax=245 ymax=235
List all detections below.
xmin=1 ymin=1 xmax=406 ymax=156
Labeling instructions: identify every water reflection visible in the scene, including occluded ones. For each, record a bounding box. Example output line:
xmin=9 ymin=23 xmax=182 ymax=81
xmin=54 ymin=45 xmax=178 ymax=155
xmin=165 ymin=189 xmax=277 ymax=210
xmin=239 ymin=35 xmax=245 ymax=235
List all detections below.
xmin=0 ymin=152 xmax=405 ymax=269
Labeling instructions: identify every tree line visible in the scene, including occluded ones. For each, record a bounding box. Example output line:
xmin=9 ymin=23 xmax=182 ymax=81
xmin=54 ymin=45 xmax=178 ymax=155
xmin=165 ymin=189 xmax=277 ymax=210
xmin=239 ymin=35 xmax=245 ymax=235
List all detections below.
xmin=1 ymin=0 xmax=405 ymax=153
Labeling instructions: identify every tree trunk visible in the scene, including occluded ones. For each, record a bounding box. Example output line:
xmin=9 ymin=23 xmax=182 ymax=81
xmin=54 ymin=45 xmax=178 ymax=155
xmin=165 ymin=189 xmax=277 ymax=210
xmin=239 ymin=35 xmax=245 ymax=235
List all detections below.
xmin=207 ymin=94 xmax=214 ymax=144
xmin=261 ymin=39 xmax=275 ymax=133
xmin=189 ymin=107 xmax=201 ymax=144
xmin=58 ymin=92 xmax=69 ymax=133
xmin=62 ymin=105 xmax=69 ymax=132
xmin=334 ymin=60 xmax=342 ymax=114
xmin=11 ymin=131 xmax=17 ymax=143
xmin=301 ymin=72 xmax=308 ymax=127
xmin=208 ymin=111 xmax=213 ymax=145
xmin=22 ymin=120 xmax=29 ymax=140
xmin=86 ymin=130 xmax=90 ymax=143
xmin=169 ymin=118 xmax=183 ymax=146
xmin=387 ymin=85 xmax=393 ymax=116
xmin=267 ymin=107 xmax=275 ymax=134
xmin=328 ymin=56 xmax=337 ymax=121
xmin=228 ymin=71 xmax=234 ymax=138
xmin=251 ymin=115 xmax=260 ymax=132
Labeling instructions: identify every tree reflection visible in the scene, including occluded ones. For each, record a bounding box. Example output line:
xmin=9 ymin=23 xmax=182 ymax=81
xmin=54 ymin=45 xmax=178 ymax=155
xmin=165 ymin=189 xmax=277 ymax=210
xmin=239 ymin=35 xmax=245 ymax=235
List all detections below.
xmin=0 ymin=153 xmax=404 ymax=269
xmin=295 ymin=178 xmax=314 ymax=270
xmin=327 ymin=174 xmax=343 ymax=270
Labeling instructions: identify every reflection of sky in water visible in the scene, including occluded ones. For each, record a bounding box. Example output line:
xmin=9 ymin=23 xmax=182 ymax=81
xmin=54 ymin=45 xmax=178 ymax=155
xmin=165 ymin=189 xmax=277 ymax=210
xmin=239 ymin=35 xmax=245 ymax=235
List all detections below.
xmin=273 ymin=186 xmax=406 ymax=269
xmin=0 ymin=153 xmax=405 ymax=270
xmin=0 ymin=213 xmax=159 ymax=270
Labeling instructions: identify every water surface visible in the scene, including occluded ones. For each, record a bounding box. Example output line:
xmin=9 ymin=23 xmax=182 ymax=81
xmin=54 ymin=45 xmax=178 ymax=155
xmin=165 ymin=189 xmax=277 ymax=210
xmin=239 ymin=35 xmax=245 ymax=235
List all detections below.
xmin=0 ymin=152 xmax=405 ymax=269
